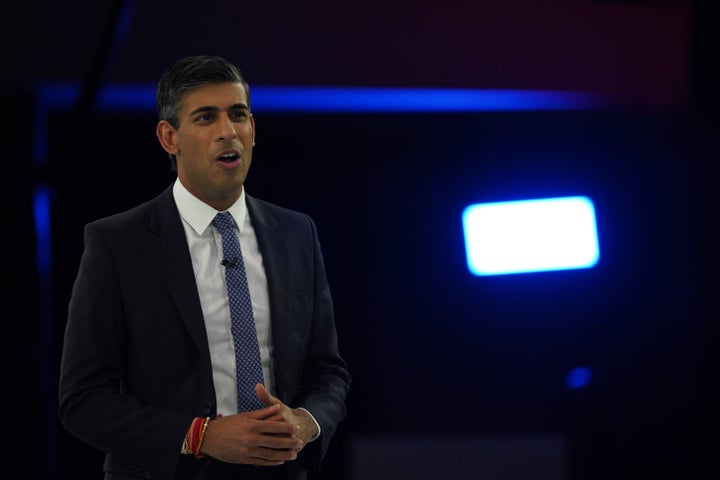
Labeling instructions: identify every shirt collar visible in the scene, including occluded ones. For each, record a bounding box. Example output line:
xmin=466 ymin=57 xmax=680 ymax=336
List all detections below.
xmin=172 ymin=178 xmax=248 ymax=235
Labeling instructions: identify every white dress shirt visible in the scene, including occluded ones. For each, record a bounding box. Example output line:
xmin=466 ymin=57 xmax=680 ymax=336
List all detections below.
xmin=172 ymin=179 xmax=320 ymax=440
xmin=173 ymin=179 xmax=274 ymax=416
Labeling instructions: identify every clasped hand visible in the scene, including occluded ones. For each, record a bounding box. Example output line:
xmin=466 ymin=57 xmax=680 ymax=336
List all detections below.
xmin=199 ymin=384 xmax=319 ymax=465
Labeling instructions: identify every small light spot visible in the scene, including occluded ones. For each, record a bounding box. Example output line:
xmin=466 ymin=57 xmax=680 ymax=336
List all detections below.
xmin=566 ymin=366 xmax=593 ymax=389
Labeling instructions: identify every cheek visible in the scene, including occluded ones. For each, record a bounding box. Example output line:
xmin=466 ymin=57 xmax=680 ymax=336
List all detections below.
xmin=179 ymin=133 xmax=206 ymax=156
xmin=241 ymin=122 xmax=255 ymax=141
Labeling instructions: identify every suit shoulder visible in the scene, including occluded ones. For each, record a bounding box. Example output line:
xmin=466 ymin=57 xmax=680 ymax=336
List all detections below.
xmin=88 ymin=187 xmax=172 ymax=232
xmin=248 ymin=196 xmax=313 ymax=222
xmin=90 ymin=199 xmax=152 ymax=230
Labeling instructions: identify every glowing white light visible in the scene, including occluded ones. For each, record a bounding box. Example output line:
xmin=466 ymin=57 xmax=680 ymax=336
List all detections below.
xmin=462 ymin=196 xmax=600 ymax=276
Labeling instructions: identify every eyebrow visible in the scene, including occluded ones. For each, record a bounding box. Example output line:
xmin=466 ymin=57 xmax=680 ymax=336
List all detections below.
xmin=188 ymin=103 xmax=249 ymax=116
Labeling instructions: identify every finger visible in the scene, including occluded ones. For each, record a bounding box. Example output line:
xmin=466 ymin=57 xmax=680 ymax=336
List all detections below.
xmin=254 ymin=419 xmax=299 ymax=436
xmin=258 ymin=435 xmax=304 ymax=452
xmin=245 ymin=403 xmax=281 ymax=420
xmin=248 ymin=458 xmax=287 ymax=467
xmin=255 ymin=383 xmax=279 ymax=406
xmin=252 ymin=448 xmax=298 ymax=464
xmin=263 ymin=412 xmax=285 ymax=423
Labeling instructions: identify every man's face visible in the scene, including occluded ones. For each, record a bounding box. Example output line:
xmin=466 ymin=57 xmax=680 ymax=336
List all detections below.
xmin=157 ymin=82 xmax=255 ymax=211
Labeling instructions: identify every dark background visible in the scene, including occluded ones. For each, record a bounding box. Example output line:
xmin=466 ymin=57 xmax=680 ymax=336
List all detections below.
xmin=2 ymin=1 xmax=718 ymax=479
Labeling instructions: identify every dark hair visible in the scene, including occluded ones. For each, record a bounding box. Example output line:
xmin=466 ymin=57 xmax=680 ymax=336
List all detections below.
xmin=156 ymin=55 xmax=251 ymax=170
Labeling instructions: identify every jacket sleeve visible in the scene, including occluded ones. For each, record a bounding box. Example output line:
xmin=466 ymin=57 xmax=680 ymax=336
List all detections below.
xmin=58 ymin=221 xmax=195 ymax=480
xmin=292 ymin=214 xmax=352 ymax=473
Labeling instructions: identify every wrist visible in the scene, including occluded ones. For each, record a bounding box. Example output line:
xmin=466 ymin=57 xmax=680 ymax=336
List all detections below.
xmin=295 ymin=407 xmax=320 ymax=442
xmin=183 ymin=417 xmax=211 ymax=458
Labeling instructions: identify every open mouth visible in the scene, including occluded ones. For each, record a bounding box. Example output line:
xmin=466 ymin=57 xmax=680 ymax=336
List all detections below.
xmin=217 ymin=151 xmax=240 ymax=164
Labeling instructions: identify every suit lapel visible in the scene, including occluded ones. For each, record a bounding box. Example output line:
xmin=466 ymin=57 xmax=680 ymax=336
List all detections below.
xmin=143 ymin=190 xmax=294 ymax=397
xmin=246 ymin=195 xmax=293 ymax=402
xmin=148 ymin=186 xmax=213 ymax=372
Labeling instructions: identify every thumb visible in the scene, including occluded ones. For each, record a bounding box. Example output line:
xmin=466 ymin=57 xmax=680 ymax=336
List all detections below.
xmin=255 ymin=383 xmax=279 ymax=406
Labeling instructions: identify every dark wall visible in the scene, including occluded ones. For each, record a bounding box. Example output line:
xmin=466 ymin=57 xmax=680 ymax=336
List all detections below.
xmin=2 ymin=1 xmax=718 ymax=479
xmin=41 ymin=106 xmax=709 ymax=480
xmin=3 ymin=0 xmax=690 ymax=107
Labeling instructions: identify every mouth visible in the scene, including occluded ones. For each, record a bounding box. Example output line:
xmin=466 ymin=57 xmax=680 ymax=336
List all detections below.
xmin=215 ymin=150 xmax=241 ymax=167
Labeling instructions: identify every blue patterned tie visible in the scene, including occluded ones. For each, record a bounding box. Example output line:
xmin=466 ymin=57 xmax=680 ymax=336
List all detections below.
xmin=212 ymin=212 xmax=265 ymax=412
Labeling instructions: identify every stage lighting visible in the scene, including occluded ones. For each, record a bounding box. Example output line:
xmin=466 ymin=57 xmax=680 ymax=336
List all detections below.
xmin=462 ymin=196 xmax=600 ymax=276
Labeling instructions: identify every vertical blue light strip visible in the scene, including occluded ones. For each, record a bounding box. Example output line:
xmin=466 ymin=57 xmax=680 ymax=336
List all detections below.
xmin=33 ymin=185 xmax=52 ymax=273
xmin=33 ymin=183 xmax=56 ymax=476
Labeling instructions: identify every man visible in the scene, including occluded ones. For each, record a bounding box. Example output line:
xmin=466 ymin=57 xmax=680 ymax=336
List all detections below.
xmin=58 ymin=55 xmax=351 ymax=480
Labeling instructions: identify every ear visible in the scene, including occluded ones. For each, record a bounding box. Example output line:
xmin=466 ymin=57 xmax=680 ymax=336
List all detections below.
xmin=250 ymin=113 xmax=256 ymax=147
xmin=156 ymin=120 xmax=179 ymax=155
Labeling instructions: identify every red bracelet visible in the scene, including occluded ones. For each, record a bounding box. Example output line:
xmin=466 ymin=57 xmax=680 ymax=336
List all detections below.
xmin=195 ymin=417 xmax=211 ymax=459
xmin=183 ymin=417 xmax=211 ymax=458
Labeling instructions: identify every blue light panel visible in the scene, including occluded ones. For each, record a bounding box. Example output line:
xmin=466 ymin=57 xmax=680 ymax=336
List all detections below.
xmin=36 ymin=83 xmax=604 ymax=115
xmin=249 ymin=86 xmax=602 ymax=112
xmin=462 ymin=196 xmax=600 ymax=276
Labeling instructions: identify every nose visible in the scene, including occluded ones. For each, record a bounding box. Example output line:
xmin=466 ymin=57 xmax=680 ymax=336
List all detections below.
xmin=216 ymin=113 xmax=237 ymax=141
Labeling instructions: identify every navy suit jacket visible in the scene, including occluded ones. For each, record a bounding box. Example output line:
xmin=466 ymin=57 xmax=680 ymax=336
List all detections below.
xmin=58 ymin=184 xmax=351 ymax=480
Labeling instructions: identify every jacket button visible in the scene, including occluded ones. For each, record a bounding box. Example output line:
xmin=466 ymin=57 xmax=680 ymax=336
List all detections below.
xmin=201 ymin=403 xmax=213 ymax=416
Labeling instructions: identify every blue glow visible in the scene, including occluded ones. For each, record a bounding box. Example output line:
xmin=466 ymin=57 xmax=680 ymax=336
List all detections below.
xmin=33 ymin=184 xmax=52 ymax=273
xmin=33 ymin=183 xmax=57 ymax=474
xmin=35 ymin=83 xmax=605 ymax=115
xmin=566 ymin=367 xmax=593 ymax=389
xmin=249 ymin=86 xmax=602 ymax=112
xmin=95 ymin=84 xmax=157 ymax=111
xmin=462 ymin=196 xmax=600 ymax=276
xmin=113 ymin=0 xmax=137 ymax=45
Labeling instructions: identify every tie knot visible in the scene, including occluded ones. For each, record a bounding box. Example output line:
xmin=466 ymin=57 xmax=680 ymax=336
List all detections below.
xmin=212 ymin=212 xmax=236 ymax=233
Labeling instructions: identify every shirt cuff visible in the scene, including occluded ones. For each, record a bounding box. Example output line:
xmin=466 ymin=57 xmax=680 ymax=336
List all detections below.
xmin=297 ymin=407 xmax=321 ymax=442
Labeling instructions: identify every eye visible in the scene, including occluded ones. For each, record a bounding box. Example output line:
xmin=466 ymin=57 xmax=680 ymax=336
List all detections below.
xmin=193 ymin=113 xmax=215 ymax=124
xmin=230 ymin=110 xmax=249 ymax=121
